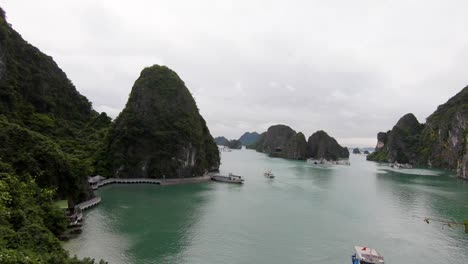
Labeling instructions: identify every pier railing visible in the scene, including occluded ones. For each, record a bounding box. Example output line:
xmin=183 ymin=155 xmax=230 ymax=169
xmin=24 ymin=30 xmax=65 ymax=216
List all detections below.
xmin=76 ymin=196 xmax=102 ymax=211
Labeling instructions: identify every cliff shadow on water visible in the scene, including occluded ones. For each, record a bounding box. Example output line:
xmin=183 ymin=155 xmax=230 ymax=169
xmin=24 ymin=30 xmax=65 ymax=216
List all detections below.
xmin=69 ymin=183 xmax=215 ymax=263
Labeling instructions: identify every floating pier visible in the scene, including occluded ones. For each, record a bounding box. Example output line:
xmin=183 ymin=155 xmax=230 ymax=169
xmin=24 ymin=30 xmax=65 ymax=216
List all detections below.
xmin=93 ymin=178 xmax=162 ymax=189
xmin=77 ymin=196 xmax=102 ymax=211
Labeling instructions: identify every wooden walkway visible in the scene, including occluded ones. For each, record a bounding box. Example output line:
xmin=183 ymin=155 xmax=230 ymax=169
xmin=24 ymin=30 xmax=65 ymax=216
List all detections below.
xmin=77 ymin=196 xmax=102 ymax=211
xmin=92 ymin=175 xmax=211 ymax=190
xmin=93 ymin=178 xmax=162 ymax=189
xmin=80 ymin=175 xmax=211 ymax=212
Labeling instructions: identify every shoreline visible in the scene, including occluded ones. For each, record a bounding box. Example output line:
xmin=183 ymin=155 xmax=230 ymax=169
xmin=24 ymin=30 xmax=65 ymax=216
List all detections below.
xmin=63 ymin=174 xmax=213 ymax=240
xmin=91 ymin=174 xmax=212 ymax=190
xmin=81 ymin=174 xmax=213 ymax=211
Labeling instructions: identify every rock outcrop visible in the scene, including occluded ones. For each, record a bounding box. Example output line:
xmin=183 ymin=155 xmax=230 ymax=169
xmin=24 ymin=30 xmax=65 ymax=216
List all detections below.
xmin=307 ymin=130 xmax=349 ymax=160
xmin=419 ymin=87 xmax=468 ymax=179
xmin=107 ymin=65 xmax=220 ymax=178
xmin=375 ymin=132 xmax=388 ymax=151
xmin=353 ymin=148 xmax=361 ymax=154
xmin=238 ymin=131 xmax=260 ymax=146
xmin=367 ymin=113 xmax=423 ymax=163
xmin=227 ymin=139 xmax=242 ymax=149
xmin=253 ymin=125 xmax=308 ymax=160
xmin=252 ymin=125 xmax=348 ymax=161
xmin=214 ymin=136 xmax=229 ymax=146
xmin=282 ymin=132 xmax=308 ymax=160
xmin=368 ymin=86 xmax=468 ymax=179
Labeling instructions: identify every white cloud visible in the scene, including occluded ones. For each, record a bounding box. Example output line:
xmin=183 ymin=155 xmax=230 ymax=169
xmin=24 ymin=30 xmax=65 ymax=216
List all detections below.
xmin=2 ymin=0 xmax=467 ymax=146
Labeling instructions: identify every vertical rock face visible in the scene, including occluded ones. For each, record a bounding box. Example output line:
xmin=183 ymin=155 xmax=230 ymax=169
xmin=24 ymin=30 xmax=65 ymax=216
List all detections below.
xmin=307 ymin=130 xmax=349 ymax=160
xmin=259 ymin=125 xmax=296 ymax=153
xmin=107 ymin=65 xmax=220 ymax=178
xmin=282 ymin=132 xmax=308 ymax=160
xmin=254 ymin=125 xmax=308 ymax=160
xmin=460 ymin=131 xmax=468 ymax=179
xmin=419 ymin=87 xmax=468 ymax=177
xmin=368 ymin=86 xmax=468 ymax=179
xmin=375 ymin=132 xmax=388 ymax=150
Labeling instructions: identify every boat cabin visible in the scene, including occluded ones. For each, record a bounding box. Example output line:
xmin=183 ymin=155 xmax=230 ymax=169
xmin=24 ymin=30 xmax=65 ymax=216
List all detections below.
xmin=352 ymin=246 xmax=384 ymax=264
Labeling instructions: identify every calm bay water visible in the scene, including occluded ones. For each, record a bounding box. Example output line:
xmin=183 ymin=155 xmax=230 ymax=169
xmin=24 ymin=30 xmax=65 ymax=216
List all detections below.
xmin=65 ymin=149 xmax=468 ymax=264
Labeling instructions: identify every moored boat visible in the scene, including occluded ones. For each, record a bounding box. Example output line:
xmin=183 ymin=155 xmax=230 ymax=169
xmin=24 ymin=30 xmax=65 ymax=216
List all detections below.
xmin=211 ymin=173 xmax=244 ymax=183
xmin=307 ymin=158 xmax=351 ymax=166
xmin=351 ymin=246 xmax=384 ymax=264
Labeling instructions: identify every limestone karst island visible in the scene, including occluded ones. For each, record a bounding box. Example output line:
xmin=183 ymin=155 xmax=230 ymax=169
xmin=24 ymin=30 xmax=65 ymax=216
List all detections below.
xmin=1 ymin=3 xmax=468 ymax=264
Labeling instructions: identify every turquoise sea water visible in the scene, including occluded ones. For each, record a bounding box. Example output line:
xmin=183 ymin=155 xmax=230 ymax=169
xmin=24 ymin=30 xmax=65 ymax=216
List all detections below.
xmin=65 ymin=149 xmax=468 ymax=264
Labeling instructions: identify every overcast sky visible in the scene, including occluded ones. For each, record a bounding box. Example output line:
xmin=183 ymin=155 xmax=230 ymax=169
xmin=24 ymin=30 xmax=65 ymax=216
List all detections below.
xmin=2 ymin=0 xmax=468 ymax=147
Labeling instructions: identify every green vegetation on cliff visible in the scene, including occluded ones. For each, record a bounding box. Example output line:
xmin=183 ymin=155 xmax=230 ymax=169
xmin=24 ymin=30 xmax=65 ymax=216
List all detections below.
xmin=0 ymin=7 xmax=109 ymax=263
xmin=368 ymin=114 xmax=424 ymax=164
xmin=368 ymin=87 xmax=468 ymax=179
xmin=418 ymin=87 xmax=468 ymax=171
xmin=0 ymin=7 xmax=111 ymax=200
xmin=106 ymin=65 xmax=220 ymax=178
xmin=0 ymin=166 xmax=105 ymax=263
xmin=307 ymin=130 xmax=349 ymax=160
xmin=251 ymin=126 xmax=347 ymax=161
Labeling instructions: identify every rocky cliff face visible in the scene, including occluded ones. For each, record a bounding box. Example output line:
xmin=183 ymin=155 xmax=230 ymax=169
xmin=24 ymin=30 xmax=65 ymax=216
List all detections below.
xmin=227 ymin=139 xmax=242 ymax=149
xmin=257 ymin=125 xmax=296 ymax=153
xmin=375 ymin=132 xmax=388 ymax=151
xmin=254 ymin=125 xmax=308 ymax=160
xmin=419 ymin=87 xmax=468 ymax=178
xmin=460 ymin=131 xmax=468 ymax=179
xmin=307 ymin=130 xmax=349 ymax=160
xmin=107 ymin=65 xmax=220 ymax=178
xmin=252 ymin=125 xmax=347 ymax=160
xmin=368 ymin=86 xmax=468 ymax=179
xmin=389 ymin=113 xmax=423 ymax=163
xmin=238 ymin=131 xmax=260 ymax=146
xmin=282 ymin=132 xmax=308 ymax=160
xmin=367 ymin=113 xmax=423 ymax=163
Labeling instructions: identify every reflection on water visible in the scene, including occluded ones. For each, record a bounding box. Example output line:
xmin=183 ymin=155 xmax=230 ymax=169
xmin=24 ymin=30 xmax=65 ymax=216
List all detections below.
xmin=65 ymin=150 xmax=468 ymax=264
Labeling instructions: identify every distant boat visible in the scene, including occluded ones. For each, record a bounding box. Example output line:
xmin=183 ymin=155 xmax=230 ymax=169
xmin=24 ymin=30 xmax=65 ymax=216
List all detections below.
xmin=211 ymin=173 xmax=244 ymax=183
xmin=307 ymin=158 xmax=350 ymax=166
xmin=390 ymin=162 xmax=413 ymax=169
xmin=219 ymin=146 xmax=232 ymax=152
xmin=351 ymin=246 xmax=384 ymax=264
xmin=264 ymin=170 xmax=275 ymax=178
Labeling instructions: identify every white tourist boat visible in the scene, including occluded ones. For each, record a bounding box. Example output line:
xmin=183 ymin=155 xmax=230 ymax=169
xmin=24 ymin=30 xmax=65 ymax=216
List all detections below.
xmin=351 ymin=246 xmax=384 ymax=264
xmin=211 ymin=173 xmax=244 ymax=183
xmin=264 ymin=170 xmax=275 ymax=178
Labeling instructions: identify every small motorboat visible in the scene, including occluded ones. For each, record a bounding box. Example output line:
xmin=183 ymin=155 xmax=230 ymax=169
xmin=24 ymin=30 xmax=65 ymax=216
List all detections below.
xmin=264 ymin=170 xmax=275 ymax=178
xmin=351 ymin=246 xmax=384 ymax=264
xmin=211 ymin=173 xmax=244 ymax=183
